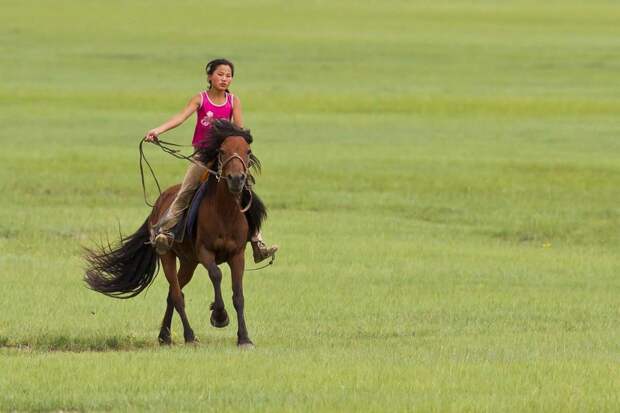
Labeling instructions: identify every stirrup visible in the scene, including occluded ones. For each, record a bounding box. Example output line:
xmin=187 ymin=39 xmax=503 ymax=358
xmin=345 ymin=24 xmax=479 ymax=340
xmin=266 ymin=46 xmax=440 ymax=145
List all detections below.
xmin=252 ymin=240 xmax=279 ymax=264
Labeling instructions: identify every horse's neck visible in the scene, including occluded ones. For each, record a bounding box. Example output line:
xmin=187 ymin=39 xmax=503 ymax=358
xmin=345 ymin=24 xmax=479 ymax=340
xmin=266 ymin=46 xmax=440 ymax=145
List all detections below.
xmin=205 ymin=180 xmax=241 ymax=219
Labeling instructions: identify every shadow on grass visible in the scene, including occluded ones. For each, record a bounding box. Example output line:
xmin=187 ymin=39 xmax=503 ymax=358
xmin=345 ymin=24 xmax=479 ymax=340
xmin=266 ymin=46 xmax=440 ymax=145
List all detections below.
xmin=0 ymin=333 xmax=155 ymax=352
xmin=0 ymin=333 xmax=240 ymax=353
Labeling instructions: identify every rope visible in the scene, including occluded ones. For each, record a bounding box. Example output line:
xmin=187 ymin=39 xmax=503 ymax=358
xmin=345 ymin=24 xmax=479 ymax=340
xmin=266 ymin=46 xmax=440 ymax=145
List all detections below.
xmin=139 ymin=138 xmax=213 ymax=207
xmin=139 ymin=138 xmax=275 ymax=272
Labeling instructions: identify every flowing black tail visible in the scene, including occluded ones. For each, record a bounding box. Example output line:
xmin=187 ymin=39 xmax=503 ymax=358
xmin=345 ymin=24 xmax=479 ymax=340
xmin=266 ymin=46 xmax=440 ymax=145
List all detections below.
xmin=84 ymin=218 xmax=159 ymax=299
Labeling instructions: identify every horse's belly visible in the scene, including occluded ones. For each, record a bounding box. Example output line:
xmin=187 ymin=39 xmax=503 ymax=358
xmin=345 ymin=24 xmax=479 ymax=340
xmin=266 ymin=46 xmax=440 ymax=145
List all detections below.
xmin=212 ymin=237 xmax=245 ymax=264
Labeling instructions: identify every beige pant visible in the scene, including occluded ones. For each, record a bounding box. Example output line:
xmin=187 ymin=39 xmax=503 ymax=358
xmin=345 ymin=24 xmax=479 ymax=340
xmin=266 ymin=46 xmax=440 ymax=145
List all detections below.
xmin=157 ymin=159 xmax=206 ymax=233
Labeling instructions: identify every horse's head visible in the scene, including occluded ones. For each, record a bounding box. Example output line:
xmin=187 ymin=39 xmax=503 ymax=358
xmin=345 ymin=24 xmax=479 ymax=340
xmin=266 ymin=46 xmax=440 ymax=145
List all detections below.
xmin=196 ymin=120 xmax=260 ymax=194
xmin=218 ymin=136 xmax=251 ymax=194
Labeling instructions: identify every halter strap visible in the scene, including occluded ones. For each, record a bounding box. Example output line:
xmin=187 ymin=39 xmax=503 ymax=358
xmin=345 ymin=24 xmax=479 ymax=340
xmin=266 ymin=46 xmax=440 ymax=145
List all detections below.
xmin=216 ymin=152 xmax=248 ymax=179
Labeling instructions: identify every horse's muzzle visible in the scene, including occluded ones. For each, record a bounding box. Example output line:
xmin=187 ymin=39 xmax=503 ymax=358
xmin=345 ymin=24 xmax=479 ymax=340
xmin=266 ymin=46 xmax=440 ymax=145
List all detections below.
xmin=226 ymin=173 xmax=246 ymax=194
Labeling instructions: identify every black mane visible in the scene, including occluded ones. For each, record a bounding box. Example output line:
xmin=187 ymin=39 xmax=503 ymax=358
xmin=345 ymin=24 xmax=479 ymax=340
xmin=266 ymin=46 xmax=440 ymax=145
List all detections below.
xmin=195 ymin=119 xmax=260 ymax=172
xmin=195 ymin=119 xmax=266 ymax=236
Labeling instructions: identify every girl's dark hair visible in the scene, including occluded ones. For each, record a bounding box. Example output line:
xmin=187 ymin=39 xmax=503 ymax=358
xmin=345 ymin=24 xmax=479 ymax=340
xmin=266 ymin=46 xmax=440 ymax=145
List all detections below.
xmin=205 ymin=58 xmax=235 ymax=91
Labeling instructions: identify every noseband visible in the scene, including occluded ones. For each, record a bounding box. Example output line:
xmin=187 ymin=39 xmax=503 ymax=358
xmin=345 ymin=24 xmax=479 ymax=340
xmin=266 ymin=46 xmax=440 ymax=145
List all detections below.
xmin=216 ymin=152 xmax=248 ymax=180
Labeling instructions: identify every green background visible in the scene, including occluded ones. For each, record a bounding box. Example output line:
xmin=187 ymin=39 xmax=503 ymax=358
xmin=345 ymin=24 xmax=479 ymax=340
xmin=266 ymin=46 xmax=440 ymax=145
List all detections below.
xmin=1 ymin=1 xmax=618 ymax=411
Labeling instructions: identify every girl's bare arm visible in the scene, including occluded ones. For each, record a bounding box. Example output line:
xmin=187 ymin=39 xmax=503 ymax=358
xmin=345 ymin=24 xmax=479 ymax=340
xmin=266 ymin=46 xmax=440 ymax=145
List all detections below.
xmin=145 ymin=94 xmax=201 ymax=141
xmin=232 ymin=95 xmax=244 ymax=128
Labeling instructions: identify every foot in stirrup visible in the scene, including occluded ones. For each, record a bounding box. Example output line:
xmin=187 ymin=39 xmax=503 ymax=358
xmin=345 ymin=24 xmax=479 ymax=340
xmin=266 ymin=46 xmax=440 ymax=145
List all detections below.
xmin=251 ymin=240 xmax=279 ymax=264
xmin=154 ymin=231 xmax=175 ymax=255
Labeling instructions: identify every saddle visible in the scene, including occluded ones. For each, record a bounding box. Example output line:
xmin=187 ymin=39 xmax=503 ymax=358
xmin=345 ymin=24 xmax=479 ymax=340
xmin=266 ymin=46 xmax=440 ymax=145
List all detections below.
xmin=172 ymin=172 xmax=211 ymax=244
xmin=171 ymin=172 xmax=258 ymax=246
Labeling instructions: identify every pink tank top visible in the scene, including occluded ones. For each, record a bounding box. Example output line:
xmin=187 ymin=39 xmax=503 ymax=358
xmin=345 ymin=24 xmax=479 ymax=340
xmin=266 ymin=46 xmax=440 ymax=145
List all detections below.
xmin=192 ymin=91 xmax=234 ymax=148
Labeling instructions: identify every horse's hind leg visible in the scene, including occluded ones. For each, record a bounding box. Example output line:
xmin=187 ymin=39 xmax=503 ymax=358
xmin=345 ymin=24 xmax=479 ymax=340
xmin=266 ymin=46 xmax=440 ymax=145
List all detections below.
xmin=159 ymin=252 xmax=197 ymax=343
xmin=197 ymin=247 xmax=229 ymax=328
xmin=158 ymin=258 xmax=198 ymax=345
xmin=158 ymin=292 xmax=174 ymax=345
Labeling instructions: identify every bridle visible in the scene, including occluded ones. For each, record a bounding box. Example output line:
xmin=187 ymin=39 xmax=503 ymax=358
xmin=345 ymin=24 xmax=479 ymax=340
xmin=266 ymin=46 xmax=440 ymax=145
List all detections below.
xmin=139 ymin=136 xmax=273 ymax=270
xmin=213 ymin=151 xmax=253 ymax=213
xmin=213 ymin=152 xmax=248 ymax=181
xmin=139 ymin=138 xmax=253 ymax=213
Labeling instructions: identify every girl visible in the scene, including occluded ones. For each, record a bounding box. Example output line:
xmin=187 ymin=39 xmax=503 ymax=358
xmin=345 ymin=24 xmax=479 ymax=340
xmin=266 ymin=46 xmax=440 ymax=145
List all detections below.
xmin=144 ymin=58 xmax=278 ymax=262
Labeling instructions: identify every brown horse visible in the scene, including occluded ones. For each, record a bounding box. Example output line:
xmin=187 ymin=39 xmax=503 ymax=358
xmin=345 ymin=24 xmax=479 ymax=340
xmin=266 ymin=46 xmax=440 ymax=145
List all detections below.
xmin=84 ymin=120 xmax=266 ymax=348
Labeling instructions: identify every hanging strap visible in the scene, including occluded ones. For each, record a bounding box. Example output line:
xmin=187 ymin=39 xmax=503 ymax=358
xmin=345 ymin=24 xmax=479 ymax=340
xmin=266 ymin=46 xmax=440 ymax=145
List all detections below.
xmin=139 ymin=138 xmax=198 ymax=207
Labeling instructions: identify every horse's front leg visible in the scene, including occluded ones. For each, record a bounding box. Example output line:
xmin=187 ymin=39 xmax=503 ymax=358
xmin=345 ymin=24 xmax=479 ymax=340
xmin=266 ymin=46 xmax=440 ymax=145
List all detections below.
xmin=229 ymin=251 xmax=252 ymax=347
xmin=197 ymin=246 xmax=229 ymax=328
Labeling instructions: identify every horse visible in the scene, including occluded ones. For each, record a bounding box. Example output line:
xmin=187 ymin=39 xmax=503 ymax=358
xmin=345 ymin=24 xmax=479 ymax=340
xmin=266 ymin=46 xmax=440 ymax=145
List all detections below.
xmin=84 ymin=120 xmax=266 ymax=348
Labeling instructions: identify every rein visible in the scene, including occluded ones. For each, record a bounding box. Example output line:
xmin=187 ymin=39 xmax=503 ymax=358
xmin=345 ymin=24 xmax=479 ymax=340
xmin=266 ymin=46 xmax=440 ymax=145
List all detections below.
xmin=140 ymin=139 xmax=252 ymax=209
xmin=139 ymin=139 xmax=217 ymax=207
xmin=139 ymin=138 xmax=198 ymax=207
xmin=139 ymin=138 xmax=273 ymax=271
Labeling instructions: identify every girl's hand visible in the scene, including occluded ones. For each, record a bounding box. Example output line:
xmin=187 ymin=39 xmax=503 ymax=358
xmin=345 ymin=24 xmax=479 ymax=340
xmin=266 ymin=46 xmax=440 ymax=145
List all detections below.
xmin=144 ymin=129 xmax=159 ymax=143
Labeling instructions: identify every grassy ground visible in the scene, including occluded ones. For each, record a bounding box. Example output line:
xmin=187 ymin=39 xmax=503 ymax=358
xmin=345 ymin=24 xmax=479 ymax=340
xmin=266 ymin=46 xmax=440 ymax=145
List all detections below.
xmin=1 ymin=1 xmax=619 ymax=411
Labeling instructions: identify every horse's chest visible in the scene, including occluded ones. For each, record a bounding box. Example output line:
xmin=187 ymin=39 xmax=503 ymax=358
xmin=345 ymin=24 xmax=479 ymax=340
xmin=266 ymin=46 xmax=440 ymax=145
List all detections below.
xmin=197 ymin=206 xmax=248 ymax=257
xmin=212 ymin=235 xmax=240 ymax=254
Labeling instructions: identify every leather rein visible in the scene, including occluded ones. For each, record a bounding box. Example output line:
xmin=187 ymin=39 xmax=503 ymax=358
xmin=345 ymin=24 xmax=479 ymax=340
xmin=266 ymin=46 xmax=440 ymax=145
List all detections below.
xmin=139 ymin=138 xmax=252 ymax=213
xmin=213 ymin=152 xmax=253 ymax=213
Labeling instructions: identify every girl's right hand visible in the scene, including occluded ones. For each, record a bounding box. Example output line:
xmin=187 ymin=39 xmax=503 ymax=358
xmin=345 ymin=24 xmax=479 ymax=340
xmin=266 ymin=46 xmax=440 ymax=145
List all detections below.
xmin=144 ymin=129 xmax=159 ymax=142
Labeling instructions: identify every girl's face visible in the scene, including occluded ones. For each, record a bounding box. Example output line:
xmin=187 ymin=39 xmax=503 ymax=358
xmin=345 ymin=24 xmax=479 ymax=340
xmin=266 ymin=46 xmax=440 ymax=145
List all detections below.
xmin=209 ymin=64 xmax=233 ymax=91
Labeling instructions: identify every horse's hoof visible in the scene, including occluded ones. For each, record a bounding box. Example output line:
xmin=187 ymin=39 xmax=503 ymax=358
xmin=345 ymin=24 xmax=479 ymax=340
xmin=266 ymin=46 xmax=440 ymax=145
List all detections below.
xmin=210 ymin=310 xmax=229 ymax=328
xmin=184 ymin=330 xmax=198 ymax=344
xmin=158 ymin=334 xmax=172 ymax=346
xmin=238 ymin=340 xmax=254 ymax=350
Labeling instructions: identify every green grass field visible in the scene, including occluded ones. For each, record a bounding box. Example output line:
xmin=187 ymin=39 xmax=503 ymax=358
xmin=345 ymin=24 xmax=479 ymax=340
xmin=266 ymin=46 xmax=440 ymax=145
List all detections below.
xmin=1 ymin=1 xmax=619 ymax=411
